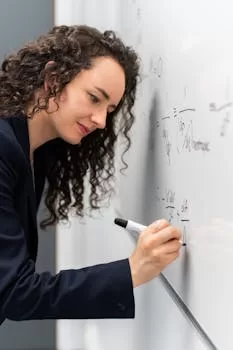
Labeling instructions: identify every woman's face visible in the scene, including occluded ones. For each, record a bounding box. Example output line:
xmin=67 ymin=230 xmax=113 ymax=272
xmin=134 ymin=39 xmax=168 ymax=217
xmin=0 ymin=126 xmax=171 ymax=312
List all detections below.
xmin=47 ymin=56 xmax=126 ymax=144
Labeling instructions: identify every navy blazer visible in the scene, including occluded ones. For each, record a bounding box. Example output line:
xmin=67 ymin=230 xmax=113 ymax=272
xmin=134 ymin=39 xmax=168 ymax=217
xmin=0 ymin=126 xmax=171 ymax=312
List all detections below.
xmin=0 ymin=115 xmax=135 ymax=324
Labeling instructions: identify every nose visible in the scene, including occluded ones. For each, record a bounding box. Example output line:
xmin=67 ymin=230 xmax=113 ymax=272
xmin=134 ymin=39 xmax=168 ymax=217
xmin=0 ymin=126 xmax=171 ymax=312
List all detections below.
xmin=91 ymin=109 xmax=107 ymax=129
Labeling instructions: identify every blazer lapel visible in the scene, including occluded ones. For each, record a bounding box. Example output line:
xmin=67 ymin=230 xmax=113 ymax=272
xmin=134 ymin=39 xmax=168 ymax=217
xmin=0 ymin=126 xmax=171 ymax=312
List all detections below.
xmin=10 ymin=116 xmax=38 ymax=257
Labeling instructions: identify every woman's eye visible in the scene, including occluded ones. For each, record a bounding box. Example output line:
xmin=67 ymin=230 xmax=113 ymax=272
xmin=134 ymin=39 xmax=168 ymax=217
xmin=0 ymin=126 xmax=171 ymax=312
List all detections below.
xmin=89 ymin=93 xmax=100 ymax=103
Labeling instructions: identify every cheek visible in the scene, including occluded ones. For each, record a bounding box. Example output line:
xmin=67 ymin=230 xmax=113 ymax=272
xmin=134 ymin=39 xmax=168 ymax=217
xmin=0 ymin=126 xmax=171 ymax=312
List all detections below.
xmin=48 ymin=93 xmax=65 ymax=113
xmin=57 ymin=89 xmax=78 ymax=113
xmin=51 ymin=90 xmax=91 ymax=124
xmin=59 ymin=90 xmax=67 ymax=103
xmin=53 ymin=89 xmax=70 ymax=113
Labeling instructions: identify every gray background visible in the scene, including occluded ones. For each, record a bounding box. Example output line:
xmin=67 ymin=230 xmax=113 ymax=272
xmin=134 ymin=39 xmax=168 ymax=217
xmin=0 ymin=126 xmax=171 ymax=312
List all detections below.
xmin=0 ymin=1 xmax=56 ymax=349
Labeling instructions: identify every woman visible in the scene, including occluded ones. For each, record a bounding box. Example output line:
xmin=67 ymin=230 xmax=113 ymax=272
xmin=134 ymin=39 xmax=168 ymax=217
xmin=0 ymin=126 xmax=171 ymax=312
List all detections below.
xmin=0 ymin=25 xmax=181 ymax=323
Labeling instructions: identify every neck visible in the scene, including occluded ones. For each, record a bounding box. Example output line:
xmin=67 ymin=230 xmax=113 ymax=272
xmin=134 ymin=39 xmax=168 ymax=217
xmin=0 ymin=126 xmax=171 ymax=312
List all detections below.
xmin=26 ymin=111 xmax=57 ymax=161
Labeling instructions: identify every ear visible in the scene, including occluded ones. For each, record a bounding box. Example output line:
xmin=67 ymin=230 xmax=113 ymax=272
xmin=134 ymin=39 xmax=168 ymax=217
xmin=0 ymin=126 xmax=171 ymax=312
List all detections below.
xmin=43 ymin=61 xmax=56 ymax=92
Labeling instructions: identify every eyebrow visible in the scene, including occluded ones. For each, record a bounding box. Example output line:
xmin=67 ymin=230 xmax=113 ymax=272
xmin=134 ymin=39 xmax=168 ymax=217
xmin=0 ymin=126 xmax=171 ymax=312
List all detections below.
xmin=94 ymin=86 xmax=117 ymax=109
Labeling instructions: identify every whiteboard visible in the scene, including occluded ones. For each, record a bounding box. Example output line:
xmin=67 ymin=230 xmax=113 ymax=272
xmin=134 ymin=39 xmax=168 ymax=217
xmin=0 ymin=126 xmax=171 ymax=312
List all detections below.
xmin=114 ymin=1 xmax=233 ymax=349
xmin=55 ymin=0 xmax=233 ymax=348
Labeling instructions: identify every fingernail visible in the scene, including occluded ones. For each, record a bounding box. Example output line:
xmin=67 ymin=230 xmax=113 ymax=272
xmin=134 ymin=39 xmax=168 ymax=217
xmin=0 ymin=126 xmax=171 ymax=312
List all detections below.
xmin=152 ymin=220 xmax=161 ymax=229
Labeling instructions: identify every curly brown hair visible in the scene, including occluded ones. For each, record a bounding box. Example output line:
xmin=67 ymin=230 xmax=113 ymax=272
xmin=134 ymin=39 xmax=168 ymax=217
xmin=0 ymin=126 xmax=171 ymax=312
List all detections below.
xmin=0 ymin=25 xmax=140 ymax=229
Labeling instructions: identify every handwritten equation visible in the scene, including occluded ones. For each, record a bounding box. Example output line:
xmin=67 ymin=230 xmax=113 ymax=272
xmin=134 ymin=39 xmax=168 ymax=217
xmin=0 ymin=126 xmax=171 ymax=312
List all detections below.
xmin=155 ymin=187 xmax=190 ymax=245
xmin=154 ymin=107 xmax=210 ymax=165
xmin=209 ymin=102 xmax=233 ymax=137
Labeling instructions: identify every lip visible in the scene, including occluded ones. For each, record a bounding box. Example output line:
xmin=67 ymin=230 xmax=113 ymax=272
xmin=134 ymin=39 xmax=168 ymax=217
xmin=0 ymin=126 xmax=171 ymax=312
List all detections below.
xmin=77 ymin=122 xmax=90 ymax=136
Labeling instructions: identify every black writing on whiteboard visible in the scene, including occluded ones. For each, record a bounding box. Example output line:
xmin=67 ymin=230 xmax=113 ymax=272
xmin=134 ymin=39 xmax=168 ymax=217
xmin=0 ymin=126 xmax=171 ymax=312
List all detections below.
xmin=149 ymin=56 xmax=164 ymax=79
xmin=162 ymin=125 xmax=172 ymax=165
xmin=160 ymin=107 xmax=210 ymax=159
xmin=209 ymin=101 xmax=233 ymax=137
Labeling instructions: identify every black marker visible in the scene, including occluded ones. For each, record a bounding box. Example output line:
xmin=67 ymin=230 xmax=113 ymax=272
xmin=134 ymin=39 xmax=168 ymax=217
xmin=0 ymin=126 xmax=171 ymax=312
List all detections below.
xmin=114 ymin=217 xmax=146 ymax=232
xmin=114 ymin=217 xmax=186 ymax=246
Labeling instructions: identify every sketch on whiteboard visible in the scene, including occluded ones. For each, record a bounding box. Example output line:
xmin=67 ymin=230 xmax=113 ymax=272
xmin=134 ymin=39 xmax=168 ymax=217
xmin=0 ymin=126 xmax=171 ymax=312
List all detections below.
xmin=148 ymin=56 xmax=164 ymax=79
xmin=181 ymin=199 xmax=189 ymax=214
xmin=158 ymin=106 xmax=210 ymax=159
xmin=179 ymin=108 xmax=196 ymax=114
xmin=136 ymin=7 xmax=142 ymax=21
xmin=175 ymin=109 xmax=195 ymax=153
xmin=166 ymin=189 xmax=175 ymax=205
xmin=158 ymin=105 xmax=210 ymax=165
xmin=176 ymin=115 xmax=210 ymax=154
xmin=209 ymin=102 xmax=232 ymax=112
xmin=177 ymin=200 xmax=190 ymax=223
xmin=192 ymin=139 xmax=210 ymax=152
xmin=162 ymin=124 xmax=172 ymax=165
xmin=155 ymin=188 xmax=191 ymax=244
xmin=220 ymin=110 xmax=231 ymax=137
xmin=162 ymin=116 xmax=171 ymax=121
xmin=209 ymin=101 xmax=233 ymax=137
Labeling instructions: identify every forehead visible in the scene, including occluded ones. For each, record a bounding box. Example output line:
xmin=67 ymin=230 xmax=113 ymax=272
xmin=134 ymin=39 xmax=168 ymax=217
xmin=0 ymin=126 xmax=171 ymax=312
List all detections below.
xmin=72 ymin=57 xmax=126 ymax=102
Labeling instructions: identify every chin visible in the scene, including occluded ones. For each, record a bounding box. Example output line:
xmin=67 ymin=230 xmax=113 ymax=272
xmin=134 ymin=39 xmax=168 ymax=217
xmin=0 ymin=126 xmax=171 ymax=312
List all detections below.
xmin=59 ymin=133 xmax=83 ymax=145
xmin=67 ymin=138 xmax=82 ymax=145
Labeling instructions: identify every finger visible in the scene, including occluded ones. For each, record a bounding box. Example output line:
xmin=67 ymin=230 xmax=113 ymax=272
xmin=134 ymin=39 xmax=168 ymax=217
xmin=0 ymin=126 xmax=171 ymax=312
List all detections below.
xmin=165 ymin=251 xmax=180 ymax=263
xmin=151 ymin=240 xmax=180 ymax=258
xmin=150 ymin=226 xmax=181 ymax=246
xmin=144 ymin=219 xmax=169 ymax=235
xmin=160 ymin=239 xmax=181 ymax=254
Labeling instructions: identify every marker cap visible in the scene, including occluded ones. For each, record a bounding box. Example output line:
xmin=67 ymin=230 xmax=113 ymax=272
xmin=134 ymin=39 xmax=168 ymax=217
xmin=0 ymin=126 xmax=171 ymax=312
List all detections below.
xmin=114 ymin=218 xmax=127 ymax=228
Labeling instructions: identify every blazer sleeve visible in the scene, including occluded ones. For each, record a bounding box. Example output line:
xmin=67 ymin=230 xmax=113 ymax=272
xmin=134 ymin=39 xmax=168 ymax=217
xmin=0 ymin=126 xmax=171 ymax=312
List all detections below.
xmin=0 ymin=136 xmax=135 ymax=321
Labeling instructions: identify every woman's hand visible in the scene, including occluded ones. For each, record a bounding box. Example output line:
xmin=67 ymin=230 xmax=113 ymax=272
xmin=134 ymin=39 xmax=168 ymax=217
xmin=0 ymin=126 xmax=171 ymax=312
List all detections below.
xmin=128 ymin=219 xmax=181 ymax=288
